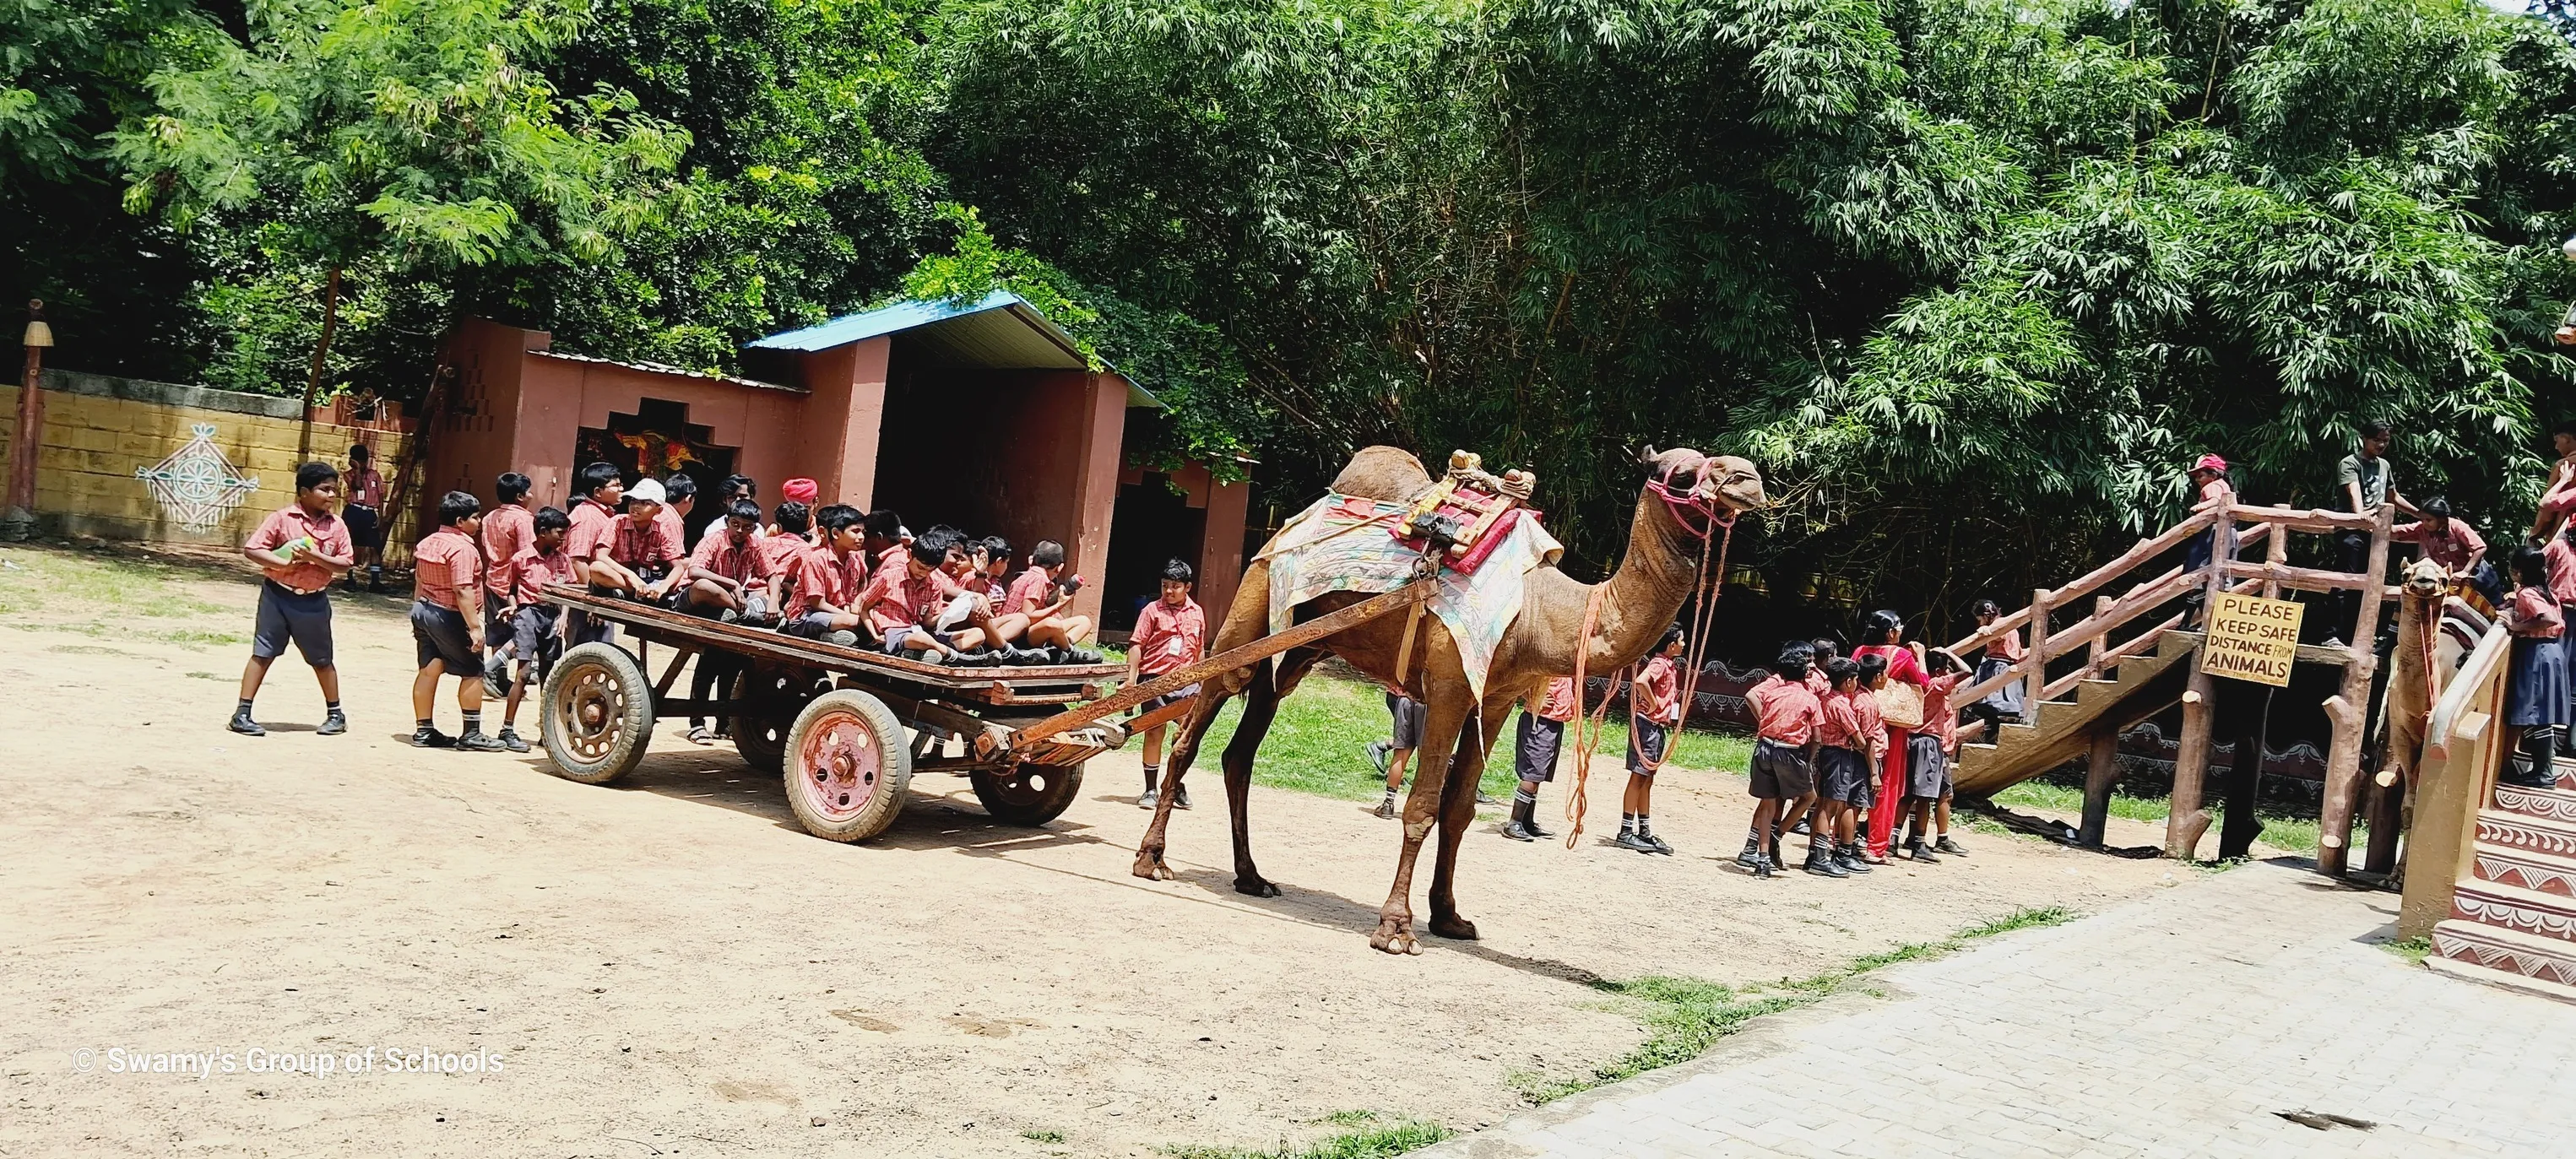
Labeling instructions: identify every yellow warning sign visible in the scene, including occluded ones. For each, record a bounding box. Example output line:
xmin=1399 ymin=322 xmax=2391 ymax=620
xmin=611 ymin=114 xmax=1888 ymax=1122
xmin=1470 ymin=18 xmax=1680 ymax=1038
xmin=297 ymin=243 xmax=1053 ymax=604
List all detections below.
xmin=2201 ymin=592 xmax=2304 ymax=687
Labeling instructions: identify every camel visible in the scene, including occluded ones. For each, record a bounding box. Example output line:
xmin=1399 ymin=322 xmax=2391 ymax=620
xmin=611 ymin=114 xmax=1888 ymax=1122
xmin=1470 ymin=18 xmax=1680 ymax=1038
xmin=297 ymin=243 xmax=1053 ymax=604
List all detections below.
xmin=1130 ymin=446 xmax=1768 ymax=954
xmin=2374 ymin=556 xmax=2487 ymax=885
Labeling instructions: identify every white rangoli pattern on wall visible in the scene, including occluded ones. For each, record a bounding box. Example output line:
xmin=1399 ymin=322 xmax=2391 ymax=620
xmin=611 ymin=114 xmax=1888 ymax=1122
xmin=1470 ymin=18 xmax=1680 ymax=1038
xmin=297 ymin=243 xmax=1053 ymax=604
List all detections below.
xmin=135 ymin=424 xmax=260 ymax=532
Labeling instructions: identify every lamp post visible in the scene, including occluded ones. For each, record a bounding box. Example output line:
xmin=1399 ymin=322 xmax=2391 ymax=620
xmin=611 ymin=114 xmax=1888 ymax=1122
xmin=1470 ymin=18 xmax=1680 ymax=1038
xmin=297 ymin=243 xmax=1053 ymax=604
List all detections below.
xmin=3 ymin=299 xmax=51 ymax=541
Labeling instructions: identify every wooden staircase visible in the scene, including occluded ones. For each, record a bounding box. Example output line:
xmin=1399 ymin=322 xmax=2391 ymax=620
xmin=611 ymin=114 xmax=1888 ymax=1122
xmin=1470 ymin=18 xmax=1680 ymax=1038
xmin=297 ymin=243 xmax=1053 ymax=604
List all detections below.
xmin=2427 ymin=757 xmax=2576 ymax=1002
xmin=1951 ymin=631 xmax=2198 ymax=799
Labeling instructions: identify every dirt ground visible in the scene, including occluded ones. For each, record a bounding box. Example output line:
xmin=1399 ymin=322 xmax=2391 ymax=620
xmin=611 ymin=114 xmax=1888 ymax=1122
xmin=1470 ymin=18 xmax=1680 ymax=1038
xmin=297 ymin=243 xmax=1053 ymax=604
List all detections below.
xmin=0 ymin=543 xmax=2195 ymax=1157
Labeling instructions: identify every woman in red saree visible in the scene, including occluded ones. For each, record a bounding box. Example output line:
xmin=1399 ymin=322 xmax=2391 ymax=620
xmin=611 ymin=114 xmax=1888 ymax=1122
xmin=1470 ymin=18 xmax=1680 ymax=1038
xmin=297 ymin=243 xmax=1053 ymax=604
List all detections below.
xmin=1851 ymin=609 xmax=1928 ymax=861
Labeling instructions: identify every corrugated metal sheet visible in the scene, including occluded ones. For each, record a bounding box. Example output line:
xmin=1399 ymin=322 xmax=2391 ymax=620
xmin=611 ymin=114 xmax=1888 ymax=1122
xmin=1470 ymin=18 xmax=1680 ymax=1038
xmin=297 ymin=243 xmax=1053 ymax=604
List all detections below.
xmin=747 ymin=290 xmax=1158 ymax=408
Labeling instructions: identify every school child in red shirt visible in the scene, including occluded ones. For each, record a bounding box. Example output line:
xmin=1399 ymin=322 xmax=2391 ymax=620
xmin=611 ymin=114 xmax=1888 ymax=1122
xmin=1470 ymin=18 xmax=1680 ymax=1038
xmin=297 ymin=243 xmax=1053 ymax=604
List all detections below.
xmin=1002 ymin=539 xmax=1100 ymax=663
xmin=1132 ymin=559 xmax=1207 ymax=811
xmin=1901 ymin=649 xmax=1972 ymax=861
xmin=758 ymin=501 xmax=813 ymax=601
xmin=1505 ymin=676 xmax=1579 ymax=841
xmin=1806 ymin=657 xmax=1872 ymax=877
xmin=604 ymin=478 xmax=686 ymax=605
xmin=675 ymin=499 xmax=775 ymax=745
xmin=232 ymin=461 xmax=355 ymax=737
xmin=856 ymin=534 xmax=968 ymax=663
xmin=2503 ymin=544 xmax=2569 ymax=788
xmin=783 ymin=506 xmax=876 ymax=647
xmin=562 ymin=462 xmax=628 ymax=646
xmin=340 ymin=441 xmax=388 ymax=592
xmin=862 ymin=508 xmax=909 ymax=575
xmin=654 ymin=473 xmax=697 ymax=554
xmin=410 ymin=491 xmax=503 ymax=751
xmin=1841 ymin=653 xmax=1890 ymax=866
xmin=495 ymin=506 xmax=574 ymax=752
xmin=477 ymin=472 xmax=538 ymax=697
xmin=1739 ymin=641 xmax=1822 ymax=875
xmin=1617 ymin=626 xmax=1689 ymax=854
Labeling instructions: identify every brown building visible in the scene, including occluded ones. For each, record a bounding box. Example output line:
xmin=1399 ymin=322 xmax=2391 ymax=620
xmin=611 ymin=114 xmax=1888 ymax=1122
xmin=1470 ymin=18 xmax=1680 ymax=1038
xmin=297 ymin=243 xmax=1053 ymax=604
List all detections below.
xmin=426 ymin=293 xmax=1247 ymax=627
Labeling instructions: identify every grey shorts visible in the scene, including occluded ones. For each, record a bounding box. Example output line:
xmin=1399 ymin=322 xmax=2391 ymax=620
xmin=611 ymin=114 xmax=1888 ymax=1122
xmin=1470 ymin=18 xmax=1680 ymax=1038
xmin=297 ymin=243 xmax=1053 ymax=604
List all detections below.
xmin=1386 ymin=693 xmax=1427 ymax=750
xmin=882 ymin=624 xmax=954 ymax=654
xmin=1749 ymin=738 xmax=1814 ymax=799
xmin=252 ymin=581 xmax=335 ymax=667
xmin=411 ymin=600 xmax=480 ymax=671
xmin=511 ymin=605 xmax=563 ymax=683
xmin=1516 ymin=712 xmax=1564 ymax=783
xmin=1906 ymin=734 xmax=1953 ymax=799
xmin=1818 ymin=746 xmax=1871 ymax=804
xmin=1626 ymin=719 xmax=1669 ymax=777
xmin=1140 ymin=682 xmax=1203 ymax=713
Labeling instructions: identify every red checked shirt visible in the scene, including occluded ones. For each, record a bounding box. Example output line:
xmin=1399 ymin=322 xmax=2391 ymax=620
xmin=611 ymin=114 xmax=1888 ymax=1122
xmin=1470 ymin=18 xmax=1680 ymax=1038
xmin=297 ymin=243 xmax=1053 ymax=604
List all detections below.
xmin=1631 ymin=655 xmax=1683 ymax=727
xmin=1745 ymin=673 xmax=1821 ymax=745
xmin=1536 ymin=676 xmax=1579 ymax=723
xmin=505 ymin=544 xmax=577 ymax=607
xmin=609 ymin=512 xmax=685 ymax=569
xmin=757 ymin=533 xmax=810 ymax=600
xmin=690 ymin=527 xmax=769 ymax=589
xmin=789 ymin=544 xmax=869 ymax=621
xmin=1846 ymin=686 xmax=1885 ymax=747
xmin=345 ymin=466 xmax=386 ymax=508
xmin=2548 ymin=535 xmax=2576 ymax=604
xmin=1003 ymin=568 xmax=1056 ymax=616
xmin=566 ymin=498 xmax=621 ymax=565
xmin=2393 ymin=518 xmax=2487 ymax=574
xmin=1918 ymin=671 xmax=1970 ymax=749
xmin=413 ymin=528 xmax=483 ymax=612
xmin=245 ymin=504 xmax=352 ymax=593
xmin=856 ymin=562 xmax=959 ymax=635
xmin=1131 ymin=597 xmax=1207 ymax=676
xmin=2509 ymin=586 xmax=2566 ymax=641
xmin=480 ymin=504 xmax=534 ymax=598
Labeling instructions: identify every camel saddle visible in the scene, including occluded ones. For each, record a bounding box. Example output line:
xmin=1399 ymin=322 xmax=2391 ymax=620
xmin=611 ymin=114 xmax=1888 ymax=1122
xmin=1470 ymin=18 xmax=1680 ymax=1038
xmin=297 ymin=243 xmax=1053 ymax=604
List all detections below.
xmin=1391 ymin=450 xmax=1539 ymax=576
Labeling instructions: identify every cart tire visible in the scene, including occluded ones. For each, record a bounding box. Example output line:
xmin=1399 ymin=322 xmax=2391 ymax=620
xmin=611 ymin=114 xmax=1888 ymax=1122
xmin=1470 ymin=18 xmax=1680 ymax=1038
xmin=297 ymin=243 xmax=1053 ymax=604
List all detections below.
xmin=540 ymin=642 xmax=656 ymax=785
xmin=784 ymin=690 xmax=914 ymax=842
xmin=733 ymin=714 xmax=789 ymax=774
xmin=971 ymin=761 xmax=1087 ymax=827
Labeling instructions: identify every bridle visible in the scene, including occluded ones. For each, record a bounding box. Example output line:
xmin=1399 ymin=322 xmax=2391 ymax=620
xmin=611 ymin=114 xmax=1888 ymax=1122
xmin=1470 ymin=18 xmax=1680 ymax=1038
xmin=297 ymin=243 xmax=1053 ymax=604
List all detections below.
xmin=1643 ymin=456 xmax=1738 ymax=544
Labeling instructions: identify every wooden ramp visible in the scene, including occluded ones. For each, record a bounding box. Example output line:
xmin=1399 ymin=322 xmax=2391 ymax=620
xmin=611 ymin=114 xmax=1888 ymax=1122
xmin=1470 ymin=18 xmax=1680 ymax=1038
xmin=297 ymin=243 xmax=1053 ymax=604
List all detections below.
xmin=1952 ymin=631 xmax=2197 ymax=799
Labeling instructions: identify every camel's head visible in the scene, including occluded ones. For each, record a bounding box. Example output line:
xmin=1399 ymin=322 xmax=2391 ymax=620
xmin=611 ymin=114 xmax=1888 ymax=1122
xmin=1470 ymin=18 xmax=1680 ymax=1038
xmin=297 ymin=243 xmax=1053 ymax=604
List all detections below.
xmin=2401 ymin=556 xmax=2448 ymax=603
xmin=1637 ymin=446 xmax=1769 ymax=517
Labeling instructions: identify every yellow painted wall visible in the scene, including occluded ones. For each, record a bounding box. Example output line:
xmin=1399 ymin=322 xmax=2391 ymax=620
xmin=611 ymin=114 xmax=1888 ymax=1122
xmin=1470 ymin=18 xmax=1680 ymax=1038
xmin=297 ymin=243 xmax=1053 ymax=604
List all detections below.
xmin=0 ymin=376 xmax=413 ymax=554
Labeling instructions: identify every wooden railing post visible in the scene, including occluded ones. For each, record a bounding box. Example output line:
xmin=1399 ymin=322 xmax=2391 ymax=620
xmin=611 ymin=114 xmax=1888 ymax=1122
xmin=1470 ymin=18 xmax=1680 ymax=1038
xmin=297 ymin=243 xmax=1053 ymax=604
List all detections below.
xmin=2318 ymin=504 xmax=2394 ymax=876
xmin=2167 ymin=511 xmax=2232 ymax=860
xmin=2261 ymin=521 xmax=2286 ymax=599
xmin=2080 ymin=726 xmax=2121 ymax=848
xmin=2019 ymin=587 xmax=2050 ymax=723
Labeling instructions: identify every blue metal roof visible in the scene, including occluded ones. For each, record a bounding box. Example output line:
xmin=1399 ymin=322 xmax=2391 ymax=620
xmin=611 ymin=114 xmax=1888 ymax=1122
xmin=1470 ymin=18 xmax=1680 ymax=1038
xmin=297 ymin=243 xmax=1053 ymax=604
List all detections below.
xmin=749 ymin=290 xmax=1157 ymax=407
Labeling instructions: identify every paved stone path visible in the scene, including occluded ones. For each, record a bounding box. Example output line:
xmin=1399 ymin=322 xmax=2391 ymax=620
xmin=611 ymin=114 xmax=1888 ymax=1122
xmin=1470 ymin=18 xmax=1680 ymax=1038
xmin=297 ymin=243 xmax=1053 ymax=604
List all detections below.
xmin=1424 ymin=858 xmax=2573 ymax=1158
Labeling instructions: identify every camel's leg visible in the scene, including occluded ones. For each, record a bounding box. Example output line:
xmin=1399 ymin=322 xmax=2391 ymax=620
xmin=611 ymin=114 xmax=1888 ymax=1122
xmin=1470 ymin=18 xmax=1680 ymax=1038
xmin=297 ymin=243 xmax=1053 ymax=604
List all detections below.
xmin=1221 ymin=650 xmax=1321 ymax=897
xmin=1427 ymin=702 xmax=1500 ymax=941
xmin=1373 ymin=691 xmax=1471 ymax=956
xmin=1131 ymin=688 xmax=1234 ymax=881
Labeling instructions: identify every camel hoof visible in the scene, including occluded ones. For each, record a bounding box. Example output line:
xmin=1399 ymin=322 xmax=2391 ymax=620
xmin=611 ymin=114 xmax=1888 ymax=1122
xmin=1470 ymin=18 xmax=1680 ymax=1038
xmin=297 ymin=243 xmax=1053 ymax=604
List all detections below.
xmin=1369 ymin=921 xmax=1418 ymax=956
xmin=1234 ymin=876 xmax=1282 ymax=898
xmin=1130 ymin=850 xmax=1164 ymax=880
xmin=1429 ymin=913 xmax=1478 ymax=941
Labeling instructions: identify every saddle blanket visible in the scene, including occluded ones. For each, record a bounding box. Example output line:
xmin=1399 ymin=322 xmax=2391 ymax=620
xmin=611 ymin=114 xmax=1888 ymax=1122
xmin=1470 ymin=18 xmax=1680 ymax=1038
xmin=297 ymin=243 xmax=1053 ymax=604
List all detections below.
xmin=1255 ymin=491 xmax=1563 ymax=699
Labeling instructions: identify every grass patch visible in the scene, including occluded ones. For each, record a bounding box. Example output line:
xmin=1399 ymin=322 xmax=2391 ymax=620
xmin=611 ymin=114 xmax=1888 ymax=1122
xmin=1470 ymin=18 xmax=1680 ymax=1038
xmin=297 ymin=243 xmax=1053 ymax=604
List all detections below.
xmin=0 ymin=545 xmax=237 ymax=647
xmin=186 ymin=670 xmax=221 ymax=680
xmin=1512 ymin=906 xmax=2075 ymax=1104
xmin=2380 ymin=936 xmax=2433 ymax=967
xmin=1163 ymin=672 xmax=1754 ymax=804
xmin=1157 ymin=1115 xmax=1452 ymax=1159
xmin=1020 ymin=1129 xmax=1066 ymax=1144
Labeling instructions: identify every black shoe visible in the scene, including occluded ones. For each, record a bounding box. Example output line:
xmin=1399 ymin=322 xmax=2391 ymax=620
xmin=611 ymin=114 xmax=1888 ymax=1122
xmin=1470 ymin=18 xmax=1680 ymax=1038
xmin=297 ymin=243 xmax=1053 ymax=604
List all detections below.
xmin=1174 ymin=784 xmax=1193 ymax=810
xmin=1524 ymin=819 xmax=1554 ymax=840
xmin=457 ymin=730 xmax=507 ymax=753
xmin=316 ymin=712 xmax=346 ymax=737
xmin=497 ymin=727 xmax=529 ymax=754
xmin=1366 ymin=740 xmax=1392 ymax=775
xmin=1803 ymin=848 xmax=1850 ymax=878
xmin=952 ymin=648 xmax=1002 ymax=668
xmin=1502 ymin=821 xmax=1537 ymax=842
xmin=482 ymin=653 xmax=512 ymax=700
xmin=412 ymin=727 xmax=456 ymax=749
xmin=1001 ymin=646 xmax=1049 ymax=665
xmin=822 ymin=630 xmax=860 ymax=647
xmin=1374 ymin=796 xmax=1399 ymax=820
xmin=1751 ymin=853 xmax=1776 ymax=879
xmin=1933 ymin=836 xmax=1969 ymax=857
xmin=1643 ymin=831 xmax=1673 ymax=856
xmin=1768 ymin=838 xmax=1786 ymax=868
xmin=1790 ymin=818 xmax=1811 ymax=836
xmin=1614 ymin=831 xmax=1659 ymax=853
xmin=1476 ymin=790 xmax=1499 ymax=805
xmin=1734 ymin=841 xmax=1761 ymax=869
xmin=227 ymin=712 xmax=266 ymax=737
xmin=1906 ymin=840 xmax=1940 ymax=864
xmin=1836 ymin=845 xmax=1874 ymax=874
xmin=1065 ymin=647 xmax=1104 ymax=665
xmin=1139 ymin=789 xmax=1159 ymax=810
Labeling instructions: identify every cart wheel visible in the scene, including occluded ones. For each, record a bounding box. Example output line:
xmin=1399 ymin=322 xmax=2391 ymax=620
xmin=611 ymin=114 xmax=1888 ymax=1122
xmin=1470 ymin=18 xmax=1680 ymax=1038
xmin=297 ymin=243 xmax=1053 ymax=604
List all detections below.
xmin=540 ymin=642 xmax=656 ymax=785
xmin=784 ymin=690 xmax=914 ymax=842
xmin=732 ymin=715 xmax=789 ymax=774
xmin=971 ymin=761 xmax=1087 ymax=827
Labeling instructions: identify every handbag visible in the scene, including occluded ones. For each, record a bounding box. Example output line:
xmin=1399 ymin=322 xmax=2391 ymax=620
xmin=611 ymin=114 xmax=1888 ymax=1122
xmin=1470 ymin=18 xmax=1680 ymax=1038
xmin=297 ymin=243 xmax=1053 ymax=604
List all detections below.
xmin=1874 ymin=680 xmax=1925 ymax=732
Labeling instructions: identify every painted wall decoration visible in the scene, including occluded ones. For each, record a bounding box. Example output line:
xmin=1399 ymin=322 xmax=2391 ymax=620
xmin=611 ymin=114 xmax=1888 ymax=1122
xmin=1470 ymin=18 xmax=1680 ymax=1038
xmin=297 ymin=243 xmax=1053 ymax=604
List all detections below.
xmin=134 ymin=423 xmax=260 ymax=532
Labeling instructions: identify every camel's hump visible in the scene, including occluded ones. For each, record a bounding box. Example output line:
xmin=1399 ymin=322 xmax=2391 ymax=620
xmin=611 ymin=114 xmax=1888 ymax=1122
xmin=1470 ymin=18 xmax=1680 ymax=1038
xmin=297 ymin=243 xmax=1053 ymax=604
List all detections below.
xmin=1331 ymin=446 xmax=1434 ymax=504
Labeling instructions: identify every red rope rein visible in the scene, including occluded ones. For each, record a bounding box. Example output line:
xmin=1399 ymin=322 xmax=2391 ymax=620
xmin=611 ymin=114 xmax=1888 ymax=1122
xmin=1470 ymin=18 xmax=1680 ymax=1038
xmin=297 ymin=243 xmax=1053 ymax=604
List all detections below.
xmin=1562 ymin=460 xmax=1738 ymax=848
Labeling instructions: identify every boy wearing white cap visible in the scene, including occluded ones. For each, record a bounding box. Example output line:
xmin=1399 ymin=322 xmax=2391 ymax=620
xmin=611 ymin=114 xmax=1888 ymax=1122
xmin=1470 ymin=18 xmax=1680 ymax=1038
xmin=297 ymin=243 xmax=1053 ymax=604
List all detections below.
xmin=603 ymin=477 xmax=686 ymax=604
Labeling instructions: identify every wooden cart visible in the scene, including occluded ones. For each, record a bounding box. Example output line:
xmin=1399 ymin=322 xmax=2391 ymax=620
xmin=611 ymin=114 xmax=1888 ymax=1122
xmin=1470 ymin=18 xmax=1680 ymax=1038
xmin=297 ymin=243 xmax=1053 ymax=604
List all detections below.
xmin=534 ymin=577 xmax=1437 ymax=843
